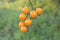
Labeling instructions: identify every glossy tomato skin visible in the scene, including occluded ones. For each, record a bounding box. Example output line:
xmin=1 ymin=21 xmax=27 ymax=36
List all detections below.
xmin=23 ymin=7 xmax=30 ymax=14
xmin=25 ymin=19 xmax=32 ymax=26
xmin=20 ymin=26 xmax=28 ymax=32
xmin=30 ymin=11 xmax=38 ymax=18
xmin=36 ymin=8 xmax=43 ymax=15
xmin=18 ymin=22 xmax=25 ymax=28
xmin=19 ymin=14 xmax=27 ymax=20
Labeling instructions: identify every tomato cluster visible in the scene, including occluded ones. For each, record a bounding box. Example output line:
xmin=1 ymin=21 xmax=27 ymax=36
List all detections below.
xmin=18 ymin=7 xmax=43 ymax=33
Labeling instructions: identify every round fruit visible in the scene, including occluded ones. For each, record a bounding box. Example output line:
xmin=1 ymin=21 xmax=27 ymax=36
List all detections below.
xmin=18 ymin=22 xmax=25 ymax=28
xmin=30 ymin=11 xmax=37 ymax=18
xmin=23 ymin=7 xmax=30 ymax=14
xmin=36 ymin=8 xmax=43 ymax=15
xmin=19 ymin=14 xmax=27 ymax=20
xmin=20 ymin=26 xmax=28 ymax=32
xmin=25 ymin=19 xmax=32 ymax=26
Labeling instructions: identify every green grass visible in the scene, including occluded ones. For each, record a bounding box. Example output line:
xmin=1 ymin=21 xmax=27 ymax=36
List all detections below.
xmin=0 ymin=7 xmax=60 ymax=40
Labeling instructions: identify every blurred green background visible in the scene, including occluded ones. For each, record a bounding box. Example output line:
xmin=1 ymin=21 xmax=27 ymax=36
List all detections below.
xmin=0 ymin=0 xmax=60 ymax=40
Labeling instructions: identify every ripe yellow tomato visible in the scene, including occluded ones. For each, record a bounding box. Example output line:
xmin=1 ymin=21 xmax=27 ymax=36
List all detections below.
xmin=20 ymin=26 xmax=28 ymax=32
xmin=25 ymin=19 xmax=32 ymax=26
xmin=36 ymin=8 xmax=43 ymax=15
xmin=18 ymin=22 xmax=25 ymax=28
xmin=19 ymin=14 xmax=27 ymax=20
xmin=30 ymin=11 xmax=37 ymax=18
xmin=23 ymin=7 xmax=30 ymax=14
